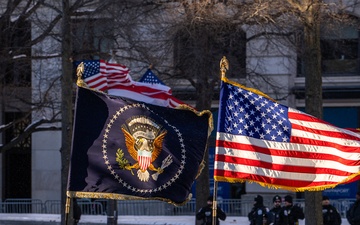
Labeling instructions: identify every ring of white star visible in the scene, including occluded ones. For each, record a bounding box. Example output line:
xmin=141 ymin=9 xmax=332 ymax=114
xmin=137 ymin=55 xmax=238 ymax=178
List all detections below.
xmin=102 ymin=103 xmax=186 ymax=193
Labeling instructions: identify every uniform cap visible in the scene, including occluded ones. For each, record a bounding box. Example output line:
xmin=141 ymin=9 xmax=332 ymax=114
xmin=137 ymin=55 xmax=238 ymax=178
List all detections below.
xmin=273 ymin=195 xmax=281 ymax=202
xmin=284 ymin=195 xmax=293 ymax=203
xmin=254 ymin=195 xmax=263 ymax=205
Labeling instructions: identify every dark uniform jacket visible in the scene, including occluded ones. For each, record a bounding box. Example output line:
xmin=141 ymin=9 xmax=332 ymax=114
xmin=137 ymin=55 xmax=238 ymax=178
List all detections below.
xmin=196 ymin=204 xmax=226 ymax=225
xmin=323 ymin=204 xmax=341 ymax=225
xmin=270 ymin=206 xmax=284 ymax=225
xmin=347 ymin=200 xmax=360 ymax=225
xmin=248 ymin=205 xmax=274 ymax=225
xmin=279 ymin=204 xmax=304 ymax=225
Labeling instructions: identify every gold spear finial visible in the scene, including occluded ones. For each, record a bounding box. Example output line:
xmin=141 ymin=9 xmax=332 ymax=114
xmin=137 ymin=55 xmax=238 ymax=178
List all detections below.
xmin=76 ymin=62 xmax=88 ymax=87
xmin=220 ymin=56 xmax=229 ymax=79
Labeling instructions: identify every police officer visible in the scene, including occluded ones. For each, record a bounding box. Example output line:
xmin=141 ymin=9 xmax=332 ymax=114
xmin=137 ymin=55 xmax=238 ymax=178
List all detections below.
xmin=346 ymin=191 xmax=360 ymax=225
xmin=196 ymin=196 xmax=226 ymax=225
xmin=322 ymin=195 xmax=341 ymax=225
xmin=280 ymin=195 xmax=304 ymax=225
xmin=248 ymin=195 xmax=274 ymax=225
xmin=270 ymin=195 xmax=283 ymax=225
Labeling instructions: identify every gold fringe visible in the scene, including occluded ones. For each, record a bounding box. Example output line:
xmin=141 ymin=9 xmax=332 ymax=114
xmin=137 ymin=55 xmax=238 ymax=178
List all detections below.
xmin=215 ymin=172 xmax=360 ymax=192
xmin=221 ymin=77 xmax=276 ymax=102
xmin=66 ymin=191 xmax=192 ymax=207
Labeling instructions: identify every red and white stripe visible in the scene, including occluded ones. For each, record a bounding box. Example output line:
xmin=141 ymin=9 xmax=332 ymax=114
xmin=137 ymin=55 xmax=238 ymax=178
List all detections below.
xmin=83 ymin=60 xmax=188 ymax=109
xmin=214 ymin=107 xmax=360 ymax=191
xmin=138 ymin=155 xmax=151 ymax=171
xmin=108 ymin=83 xmax=184 ymax=108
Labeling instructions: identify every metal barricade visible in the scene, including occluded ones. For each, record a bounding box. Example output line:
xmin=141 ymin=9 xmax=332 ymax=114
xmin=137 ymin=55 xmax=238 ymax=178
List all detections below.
xmin=44 ymin=200 xmax=61 ymax=214
xmin=0 ymin=197 xmax=356 ymax=217
xmin=3 ymin=198 xmax=44 ymax=213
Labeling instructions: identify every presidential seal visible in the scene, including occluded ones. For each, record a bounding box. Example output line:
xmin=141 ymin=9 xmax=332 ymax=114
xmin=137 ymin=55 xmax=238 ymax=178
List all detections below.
xmin=117 ymin=116 xmax=171 ymax=181
xmin=102 ymin=102 xmax=186 ymax=195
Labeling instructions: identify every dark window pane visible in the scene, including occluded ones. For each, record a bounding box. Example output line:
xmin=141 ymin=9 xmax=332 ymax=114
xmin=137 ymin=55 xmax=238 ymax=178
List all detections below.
xmin=297 ymin=18 xmax=359 ymax=77
xmin=72 ymin=19 xmax=114 ymax=60
xmin=3 ymin=20 xmax=31 ymax=86
xmin=174 ymin=25 xmax=246 ymax=78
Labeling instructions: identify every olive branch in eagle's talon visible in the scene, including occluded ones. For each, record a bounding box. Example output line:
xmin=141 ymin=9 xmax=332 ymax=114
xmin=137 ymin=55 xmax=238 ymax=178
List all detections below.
xmin=116 ymin=148 xmax=137 ymax=175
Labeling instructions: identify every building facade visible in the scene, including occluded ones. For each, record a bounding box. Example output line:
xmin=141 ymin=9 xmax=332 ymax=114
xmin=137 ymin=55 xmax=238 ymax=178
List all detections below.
xmin=0 ymin=0 xmax=359 ymax=204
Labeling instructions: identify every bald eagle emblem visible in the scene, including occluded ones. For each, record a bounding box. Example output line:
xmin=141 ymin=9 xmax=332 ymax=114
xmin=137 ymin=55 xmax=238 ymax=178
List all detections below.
xmin=116 ymin=116 xmax=172 ymax=182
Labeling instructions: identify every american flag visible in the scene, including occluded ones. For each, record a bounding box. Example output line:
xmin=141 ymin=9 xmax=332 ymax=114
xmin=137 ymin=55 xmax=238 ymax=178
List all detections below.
xmin=81 ymin=60 xmax=108 ymax=91
xmin=214 ymin=77 xmax=360 ymax=191
xmin=76 ymin=60 xmax=130 ymax=92
xmin=139 ymin=69 xmax=166 ymax=85
xmin=77 ymin=60 xmax=188 ymax=108
xmin=108 ymin=68 xmax=186 ymax=109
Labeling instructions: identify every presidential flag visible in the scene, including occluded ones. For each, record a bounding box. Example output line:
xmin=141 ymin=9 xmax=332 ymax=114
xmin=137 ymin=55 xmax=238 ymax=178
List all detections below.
xmin=67 ymin=86 xmax=212 ymax=205
xmin=214 ymin=77 xmax=360 ymax=191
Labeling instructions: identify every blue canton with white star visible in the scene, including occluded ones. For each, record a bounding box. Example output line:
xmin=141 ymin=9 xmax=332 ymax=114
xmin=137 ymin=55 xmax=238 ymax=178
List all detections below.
xmin=218 ymin=82 xmax=292 ymax=142
xmin=82 ymin=61 xmax=100 ymax=79
xmin=139 ymin=69 xmax=166 ymax=85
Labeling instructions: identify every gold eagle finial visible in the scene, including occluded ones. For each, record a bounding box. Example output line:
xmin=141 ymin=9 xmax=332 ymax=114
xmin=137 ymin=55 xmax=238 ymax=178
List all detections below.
xmin=76 ymin=62 xmax=88 ymax=87
xmin=220 ymin=56 xmax=229 ymax=79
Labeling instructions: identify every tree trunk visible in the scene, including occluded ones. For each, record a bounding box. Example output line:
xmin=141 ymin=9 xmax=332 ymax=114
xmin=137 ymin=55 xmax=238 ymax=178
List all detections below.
xmin=61 ymin=0 xmax=74 ymax=224
xmin=303 ymin=1 xmax=323 ymax=225
xmin=195 ymin=82 xmax=214 ymax=225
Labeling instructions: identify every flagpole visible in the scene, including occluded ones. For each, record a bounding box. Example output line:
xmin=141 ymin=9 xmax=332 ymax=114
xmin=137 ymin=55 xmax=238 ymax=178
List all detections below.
xmin=211 ymin=56 xmax=229 ymax=225
xmin=65 ymin=196 xmax=71 ymax=225
xmin=212 ymin=181 xmax=219 ymax=225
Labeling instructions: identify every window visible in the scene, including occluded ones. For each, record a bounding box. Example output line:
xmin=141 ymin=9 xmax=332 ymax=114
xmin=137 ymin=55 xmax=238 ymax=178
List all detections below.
xmin=5 ymin=112 xmax=31 ymax=148
xmin=3 ymin=20 xmax=31 ymax=87
xmin=72 ymin=18 xmax=114 ymax=60
xmin=3 ymin=112 xmax=31 ymax=199
xmin=297 ymin=16 xmax=360 ymax=76
xmin=174 ymin=24 xmax=246 ymax=78
xmin=321 ymin=22 xmax=359 ymax=75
